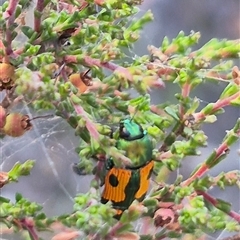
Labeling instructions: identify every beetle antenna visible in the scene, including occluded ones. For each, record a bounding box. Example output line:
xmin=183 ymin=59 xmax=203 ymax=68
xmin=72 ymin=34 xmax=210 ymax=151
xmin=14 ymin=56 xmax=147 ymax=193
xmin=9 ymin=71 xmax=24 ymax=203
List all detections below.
xmin=130 ymin=105 xmax=140 ymax=122
xmin=82 ymin=68 xmax=91 ymax=77
xmin=53 ymin=63 xmax=66 ymax=78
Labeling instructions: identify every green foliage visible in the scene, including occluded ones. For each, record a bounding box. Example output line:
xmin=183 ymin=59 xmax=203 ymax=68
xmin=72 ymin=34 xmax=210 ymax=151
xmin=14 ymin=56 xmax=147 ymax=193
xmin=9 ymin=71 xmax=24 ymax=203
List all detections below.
xmin=8 ymin=160 xmax=35 ymax=182
xmin=0 ymin=0 xmax=239 ymax=239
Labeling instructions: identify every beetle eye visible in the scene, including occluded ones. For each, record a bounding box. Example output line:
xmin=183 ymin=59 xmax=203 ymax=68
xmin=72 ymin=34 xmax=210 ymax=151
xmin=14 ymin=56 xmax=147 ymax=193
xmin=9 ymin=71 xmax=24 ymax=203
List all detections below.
xmin=119 ymin=127 xmax=130 ymax=139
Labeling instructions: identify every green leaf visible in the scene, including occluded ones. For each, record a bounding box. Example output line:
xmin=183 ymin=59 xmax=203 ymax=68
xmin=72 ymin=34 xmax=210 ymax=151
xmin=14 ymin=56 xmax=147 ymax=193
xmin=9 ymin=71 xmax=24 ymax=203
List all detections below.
xmin=164 ymin=132 xmax=176 ymax=147
xmin=147 ymin=125 xmax=163 ymax=138
xmin=0 ymin=218 xmax=13 ymax=228
xmin=143 ymin=198 xmax=158 ymax=208
xmin=140 ymin=235 xmax=154 ymax=240
xmin=24 ymin=44 xmax=41 ymax=55
xmin=21 ymin=26 xmax=35 ymax=39
xmin=192 ymin=176 xmax=212 ymax=191
xmin=129 ymin=10 xmax=153 ymax=32
xmin=0 ymin=196 xmax=10 ymax=203
xmin=164 ymin=106 xmax=179 ymax=120
xmin=201 ymin=103 xmax=214 ymax=115
xmin=15 ymin=193 xmax=23 ymax=202
xmin=220 ymin=83 xmax=239 ymax=100
xmin=8 ymin=163 xmax=20 ymax=181
xmin=167 ymin=231 xmax=182 ymax=238
xmin=129 ymin=95 xmax=150 ymax=110
xmin=8 ymin=160 xmax=35 ymax=181
xmin=31 ymin=53 xmax=55 ymax=67
xmin=205 ymin=151 xmax=227 ymax=169
xmin=35 ymin=220 xmax=47 ymax=229
xmin=115 ymin=223 xmax=133 ymax=234
xmin=204 ymin=115 xmax=217 ymax=123
xmin=161 ymin=36 xmax=170 ymax=51
xmin=36 ymin=213 xmax=47 ymax=220
xmin=215 ymin=199 xmax=232 ymax=213
xmin=186 ymin=97 xmax=200 ymax=114
xmin=150 ymin=186 xmax=169 ymax=198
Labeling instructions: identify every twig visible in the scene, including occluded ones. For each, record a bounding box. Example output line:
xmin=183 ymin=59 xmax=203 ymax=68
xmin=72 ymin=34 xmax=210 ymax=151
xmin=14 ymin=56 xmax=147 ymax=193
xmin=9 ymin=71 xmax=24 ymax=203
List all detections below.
xmin=3 ymin=0 xmax=19 ymax=56
xmin=180 ymin=82 xmax=192 ymax=117
xmin=182 ymin=119 xmax=240 ymax=186
xmin=182 ymin=142 xmax=229 ymax=187
xmin=20 ymin=218 xmax=39 ymax=240
xmin=105 ymin=221 xmax=124 ymax=240
xmin=193 ymin=91 xmax=240 ymax=122
xmin=196 ymin=190 xmax=240 ymax=223
xmin=71 ymin=97 xmax=100 ymax=140
xmin=64 ymin=55 xmax=133 ymax=81
xmin=34 ymin=0 xmax=45 ymax=32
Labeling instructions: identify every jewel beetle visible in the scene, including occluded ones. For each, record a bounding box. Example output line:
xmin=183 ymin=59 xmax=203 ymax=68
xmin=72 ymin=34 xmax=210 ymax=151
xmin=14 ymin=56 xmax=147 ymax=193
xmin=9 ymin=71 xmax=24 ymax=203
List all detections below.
xmin=101 ymin=118 xmax=154 ymax=219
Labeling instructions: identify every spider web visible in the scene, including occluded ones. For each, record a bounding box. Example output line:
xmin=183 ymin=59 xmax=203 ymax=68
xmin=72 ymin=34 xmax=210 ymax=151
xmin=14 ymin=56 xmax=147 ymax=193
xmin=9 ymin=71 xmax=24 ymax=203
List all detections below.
xmin=0 ymin=1 xmax=239 ymax=240
xmin=0 ymin=101 xmax=89 ymax=209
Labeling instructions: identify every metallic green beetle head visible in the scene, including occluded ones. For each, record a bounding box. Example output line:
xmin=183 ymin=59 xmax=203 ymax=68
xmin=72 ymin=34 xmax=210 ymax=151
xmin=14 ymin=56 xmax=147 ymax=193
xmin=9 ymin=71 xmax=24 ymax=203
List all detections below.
xmin=119 ymin=118 xmax=145 ymax=141
xmin=116 ymin=118 xmax=153 ymax=168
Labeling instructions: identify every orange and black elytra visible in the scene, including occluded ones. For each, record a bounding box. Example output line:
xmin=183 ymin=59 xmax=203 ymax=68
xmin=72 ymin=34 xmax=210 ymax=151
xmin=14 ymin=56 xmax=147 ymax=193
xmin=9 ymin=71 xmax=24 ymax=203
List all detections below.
xmin=101 ymin=160 xmax=154 ymax=219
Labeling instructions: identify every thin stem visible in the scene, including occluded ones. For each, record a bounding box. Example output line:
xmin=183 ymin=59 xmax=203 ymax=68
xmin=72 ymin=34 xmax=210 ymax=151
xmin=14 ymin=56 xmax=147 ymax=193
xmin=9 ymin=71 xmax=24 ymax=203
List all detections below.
xmin=155 ymin=150 xmax=173 ymax=161
xmin=215 ymin=142 xmax=229 ymax=159
xmin=3 ymin=0 xmax=19 ymax=56
xmin=180 ymin=82 xmax=192 ymax=117
xmin=64 ymin=55 xmax=133 ymax=81
xmin=20 ymin=218 xmax=39 ymax=240
xmin=140 ymin=217 xmax=155 ymax=235
xmin=182 ymin=142 xmax=229 ymax=186
xmin=197 ymin=190 xmax=240 ymax=223
xmin=71 ymin=97 xmax=100 ymax=140
xmin=105 ymin=221 xmax=124 ymax=239
xmin=3 ymin=0 xmax=19 ymax=18
xmin=181 ymin=163 xmax=208 ymax=186
xmin=91 ymin=221 xmax=124 ymax=240
xmin=34 ymin=0 xmax=45 ymax=32
xmin=193 ymin=91 xmax=240 ymax=122
xmin=158 ymin=121 xmax=182 ymax=152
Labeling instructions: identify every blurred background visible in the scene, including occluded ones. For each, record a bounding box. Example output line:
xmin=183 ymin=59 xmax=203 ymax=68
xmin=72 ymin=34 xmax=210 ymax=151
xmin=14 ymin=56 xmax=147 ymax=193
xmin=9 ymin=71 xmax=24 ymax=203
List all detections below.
xmin=0 ymin=0 xmax=239 ymax=239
